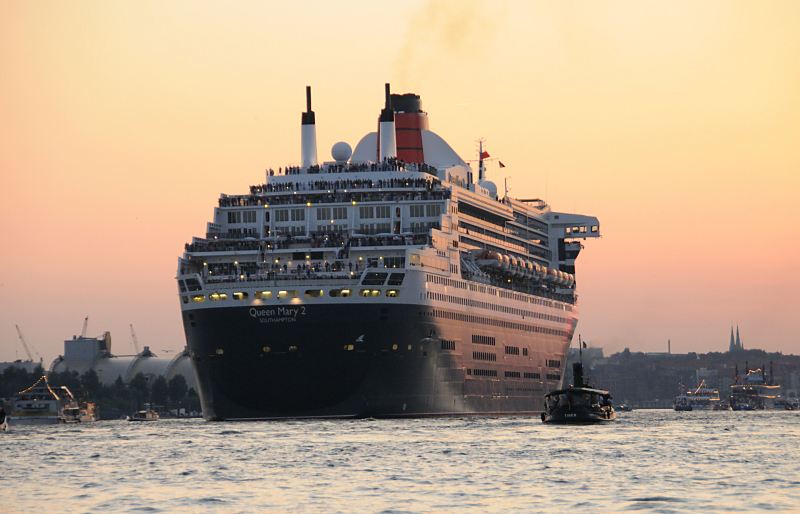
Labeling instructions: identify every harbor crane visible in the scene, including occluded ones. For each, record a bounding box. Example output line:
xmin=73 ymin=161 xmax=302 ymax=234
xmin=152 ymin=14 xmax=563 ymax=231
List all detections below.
xmin=129 ymin=323 xmax=141 ymax=354
xmin=80 ymin=316 xmax=89 ymax=337
xmin=15 ymin=324 xmax=43 ymax=363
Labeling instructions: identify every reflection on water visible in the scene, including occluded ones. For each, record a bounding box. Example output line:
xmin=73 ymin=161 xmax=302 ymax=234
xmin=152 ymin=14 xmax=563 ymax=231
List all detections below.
xmin=4 ymin=411 xmax=800 ymax=512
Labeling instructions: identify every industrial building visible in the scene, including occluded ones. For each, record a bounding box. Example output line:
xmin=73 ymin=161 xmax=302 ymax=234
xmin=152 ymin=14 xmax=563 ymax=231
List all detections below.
xmin=49 ymin=331 xmax=197 ymax=390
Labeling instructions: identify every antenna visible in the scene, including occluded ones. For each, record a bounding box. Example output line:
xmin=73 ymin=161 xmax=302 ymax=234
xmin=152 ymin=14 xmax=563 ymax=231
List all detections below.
xmin=478 ymin=139 xmax=485 ymax=182
xmin=80 ymin=316 xmax=89 ymax=337
xmin=130 ymin=323 xmax=141 ymax=354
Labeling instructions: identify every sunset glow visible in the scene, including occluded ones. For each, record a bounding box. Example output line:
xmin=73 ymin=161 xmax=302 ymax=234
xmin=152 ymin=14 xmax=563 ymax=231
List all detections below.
xmin=1 ymin=0 xmax=798 ymax=361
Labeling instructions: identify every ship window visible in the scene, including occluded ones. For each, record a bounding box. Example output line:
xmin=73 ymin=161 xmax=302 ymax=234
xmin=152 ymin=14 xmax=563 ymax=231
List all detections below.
xmin=410 ymin=205 xmax=425 ymax=218
xmin=191 ymin=295 xmax=205 ymax=303
xmin=305 ymin=289 xmax=324 ymax=298
xmin=278 ymin=290 xmax=298 ymax=299
xmin=332 ymin=207 xmax=347 ymax=219
xmin=233 ymin=292 xmax=248 ymax=300
xmin=185 ymin=278 xmax=202 ymax=292
xmin=288 ymin=345 xmax=298 ymax=352
xmin=209 ymin=292 xmax=228 ymax=301
xmin=178 ymin=280 xmax=187 ymax=292
xmin=330 ymin=288 xmax=351 ymax=297
xmin=256 ymin=291 xmax=273 ymax=299
xmin=316 ymin=207 xmax=331 ymax=220
xmin=181 ymin=296 xmax=189 ymax=304
xmin=262 ymin=346 xmax=271 ymax=353
xmin=591 ymin=225 xmax=599 ymax=233
xmin=361 ymin=272 xmax=388 ymax=285
xmin=242 ymin=210 xmax=257 ymax=223
xmin=386 ymin=290 xmax=399 ymax=297
xmin=388 ymin=273 xmax=405 ymax=285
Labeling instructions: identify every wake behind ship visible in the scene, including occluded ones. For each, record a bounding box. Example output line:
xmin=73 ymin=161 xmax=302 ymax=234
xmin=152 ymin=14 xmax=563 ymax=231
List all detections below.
xmin=177 ymin=84 xmax=600 ymax=420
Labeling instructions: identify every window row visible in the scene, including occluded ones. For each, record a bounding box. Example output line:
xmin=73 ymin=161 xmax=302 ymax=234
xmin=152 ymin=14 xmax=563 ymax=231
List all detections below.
xmin=472 ymin=335 xmax=496 ymax=346
xmin=185 ymin=288 xmax=400 ymax=303
xmin=423 ymin=308 xmax=569 ymax=337
xmin=426 ymin=291 xmax=568 ymax=324
xmin=473 ymin=351 xmax=497 ymax=362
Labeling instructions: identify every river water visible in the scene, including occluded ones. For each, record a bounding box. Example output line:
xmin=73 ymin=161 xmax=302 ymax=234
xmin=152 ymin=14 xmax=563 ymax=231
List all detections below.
xmin=3 ymin=410 xmax=799 ymax=513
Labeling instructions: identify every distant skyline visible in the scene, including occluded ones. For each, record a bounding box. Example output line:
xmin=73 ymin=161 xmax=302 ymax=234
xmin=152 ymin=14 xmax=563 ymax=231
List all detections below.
xmin=1 ymin=1 xmax=799 ymax=362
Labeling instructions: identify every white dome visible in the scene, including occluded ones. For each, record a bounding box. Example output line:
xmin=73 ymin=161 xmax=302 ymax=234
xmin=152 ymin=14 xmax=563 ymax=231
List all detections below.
xmin=350 ymin=132 xmax=378 ymax=163
xmin=421 ymin=130 xmax=467 ymax=168
xmin=331 ymin=141 xmax=352 ymax=162
xmin=479 ymin=180 xmax=497 ymax=198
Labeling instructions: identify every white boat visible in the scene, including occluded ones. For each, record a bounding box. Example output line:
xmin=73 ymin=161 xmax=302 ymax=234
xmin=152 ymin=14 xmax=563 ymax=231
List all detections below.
xmin=127 ymin=407 xmax=159 ymax=422
xmin=674 ymin=380 xmax=723 ymax=411
xmin=8 ymin=376 xmax=76 ymax=425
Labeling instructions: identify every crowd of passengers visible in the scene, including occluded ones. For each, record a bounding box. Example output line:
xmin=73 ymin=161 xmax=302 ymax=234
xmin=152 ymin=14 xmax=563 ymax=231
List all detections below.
xmin=249 ymin=177 xmax=437 ymax=194
xmin=199 ymin=259 xmax=371 ymax=281
xmin=218 ymin=189 xmax=450 ymax=207
xmin=186 ymin=232 xmax=432 ymax=254
xmin=272 ymin=158 xmax=436 ymax=177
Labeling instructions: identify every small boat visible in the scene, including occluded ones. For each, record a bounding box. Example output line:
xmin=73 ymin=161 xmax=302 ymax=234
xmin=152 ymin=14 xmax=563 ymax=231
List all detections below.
xmin=541 ymin=354 xmax=616 ymax=424
xmin=0 ymin=407 xmax=8 ymax=432
xmin=674 ymin=380 xmax=722 ymax=411
xmin=127 ymin=407 xmax=159 ymax=422
xmin=617 ymin=404 xmax=633 ymax=412
xmin=63 ymin=402 xmax=98 ymax=423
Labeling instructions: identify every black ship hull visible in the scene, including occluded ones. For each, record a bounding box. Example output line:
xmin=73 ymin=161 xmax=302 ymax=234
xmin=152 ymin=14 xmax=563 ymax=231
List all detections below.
xmin=183 ymin=303 xmax=571 ymax=420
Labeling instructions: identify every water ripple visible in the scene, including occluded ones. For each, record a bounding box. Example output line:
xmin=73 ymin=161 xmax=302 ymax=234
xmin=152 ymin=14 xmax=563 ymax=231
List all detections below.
xmin=3 ymin=412 xmax=800 ymax=512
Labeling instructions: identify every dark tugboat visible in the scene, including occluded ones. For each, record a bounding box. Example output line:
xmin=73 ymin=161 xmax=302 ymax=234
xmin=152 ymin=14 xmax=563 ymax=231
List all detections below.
xmin=541 ymin=342 xmax=616 ymax=423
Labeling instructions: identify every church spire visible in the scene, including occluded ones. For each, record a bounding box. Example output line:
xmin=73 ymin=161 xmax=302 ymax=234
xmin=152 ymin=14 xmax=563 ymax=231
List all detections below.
xmin=736 ymin=325 xmax=742 ymax=350
xmin=729 ymin=326 xmax=736 ymax=352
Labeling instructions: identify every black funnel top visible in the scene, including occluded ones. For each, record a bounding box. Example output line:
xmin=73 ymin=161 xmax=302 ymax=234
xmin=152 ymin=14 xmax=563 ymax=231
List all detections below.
xmin=390 ymin=93 xmax=422 ymax=113
xmin=301 ymin=85 xmax=315 ymax=125
xmin=572 ymin=362 xmax=585 ymax=388
xmin=379 ymin=83 xmax=394 ymax=122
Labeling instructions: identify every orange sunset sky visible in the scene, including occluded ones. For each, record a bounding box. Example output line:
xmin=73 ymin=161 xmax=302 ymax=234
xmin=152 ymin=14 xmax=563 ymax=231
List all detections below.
xmin=1 ymin=1 xmax=798 ymax=362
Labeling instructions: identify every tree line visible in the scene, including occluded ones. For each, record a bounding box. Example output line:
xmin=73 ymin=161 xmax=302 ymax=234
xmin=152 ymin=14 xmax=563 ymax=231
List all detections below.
xmin=0 ymin=366 xmax=201 ymax=419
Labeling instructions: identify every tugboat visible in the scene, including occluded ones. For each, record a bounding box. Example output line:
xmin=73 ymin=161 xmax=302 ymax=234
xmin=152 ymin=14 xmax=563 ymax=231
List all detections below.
xmin=541 ymin=341 xmax=616 ymax=423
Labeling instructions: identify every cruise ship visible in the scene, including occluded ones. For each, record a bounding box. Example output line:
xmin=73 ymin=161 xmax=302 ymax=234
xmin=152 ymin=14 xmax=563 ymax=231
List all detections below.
xmin=177 ymin=84 xmax=600 ymax=420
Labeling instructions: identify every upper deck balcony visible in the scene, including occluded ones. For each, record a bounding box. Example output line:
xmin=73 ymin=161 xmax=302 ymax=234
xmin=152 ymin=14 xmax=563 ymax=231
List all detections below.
xmin=218 ymin=185 xmax=450 ymax=208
